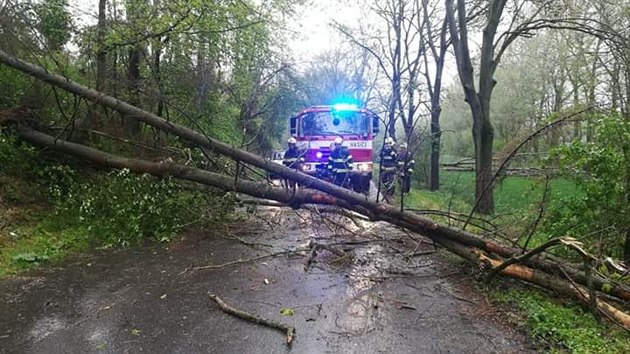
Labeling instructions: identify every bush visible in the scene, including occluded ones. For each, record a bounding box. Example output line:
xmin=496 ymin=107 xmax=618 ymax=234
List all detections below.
xmin=55 ymin=169 xmax=217 ymax=247
xmin=542 ymin=113 xmax=630 ymax=259
xmin=495 ymin=289 xmax=630 ymax=354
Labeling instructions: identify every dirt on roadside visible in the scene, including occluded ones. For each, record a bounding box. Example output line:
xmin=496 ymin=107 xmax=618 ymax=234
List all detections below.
xmin=0 ymin=206 xmax=536 ymax=354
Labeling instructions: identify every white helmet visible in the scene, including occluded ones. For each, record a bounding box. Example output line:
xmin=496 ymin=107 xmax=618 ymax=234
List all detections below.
xmin=334 ymin=136 xmax=343 ymax=145
xmin=385 ymin=137 xmax=394 ymax=146
xmin=288 ymin=137 xmax=297 ymax=144
xmin=400 ymin=142 xmax=408 ymax=149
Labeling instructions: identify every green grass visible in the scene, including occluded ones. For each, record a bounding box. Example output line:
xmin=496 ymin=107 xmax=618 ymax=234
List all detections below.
xmin=401 ymin=171 xmax=579 ymax=234
xmin=494 ymin=289 xmax=630 ymax=354
xmin=0 ymin=207 xmax=92 ymax=277
xmin=411 ymin=171 xmax=579 ymax=214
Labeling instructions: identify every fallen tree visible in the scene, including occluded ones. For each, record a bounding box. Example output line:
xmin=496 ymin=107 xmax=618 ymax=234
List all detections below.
xmin=1 ymin=50 xmax=629 ymax=329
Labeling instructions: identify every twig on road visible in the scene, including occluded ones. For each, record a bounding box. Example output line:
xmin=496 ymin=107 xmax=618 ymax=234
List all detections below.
xmin=208 ymin=293 xmax=295 ymax=345
xmin=189 ymin=248 xmax=305 ymax=271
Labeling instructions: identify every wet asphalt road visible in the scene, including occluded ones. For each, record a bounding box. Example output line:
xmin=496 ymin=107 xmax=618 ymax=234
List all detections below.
xmin=0 ymin=206 xmax=535 ymax=353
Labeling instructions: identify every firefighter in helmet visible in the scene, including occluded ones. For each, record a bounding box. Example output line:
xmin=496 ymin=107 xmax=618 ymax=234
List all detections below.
xmin=283 ymin=137 xmax=303 ymax=189
xmin=379 ymin=136 xmax=398 ymax=203
xmin=397 ymin=142 xmax=415 ymax=194
xmin=327 ymin=136 xmax=353 ymax=188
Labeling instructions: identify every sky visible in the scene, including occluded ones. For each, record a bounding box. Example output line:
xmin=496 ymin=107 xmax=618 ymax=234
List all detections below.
xmin=285 ymin=1 xmax=361 ymax=59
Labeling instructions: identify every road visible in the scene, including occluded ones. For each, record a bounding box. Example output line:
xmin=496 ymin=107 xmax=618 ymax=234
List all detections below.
xmin=0 ymin=205 xmax=535 ymax=353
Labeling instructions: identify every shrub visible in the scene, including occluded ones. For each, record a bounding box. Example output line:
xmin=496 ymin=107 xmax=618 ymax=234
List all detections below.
xmin=56 ymin=169 xmax=217 ymax=247
xmin=496 ymin=289 xmax=630 ymax=354
xmin=542 ymin=113 xmax=630 ymax=259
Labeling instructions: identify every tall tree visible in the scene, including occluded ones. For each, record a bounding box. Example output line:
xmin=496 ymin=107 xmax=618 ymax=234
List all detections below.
xmin=420 ymin=0 xmax=449 ymax=191
xmin=336 ymin=0 xmax=428 ymax=142
xmin=445 ymin=0 xmax=531 ymax=214
xmin=95 ymin=0 xmax=107 ymax=93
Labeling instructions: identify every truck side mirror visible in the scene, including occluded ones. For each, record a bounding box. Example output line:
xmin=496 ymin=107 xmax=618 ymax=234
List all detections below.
xmin=290 ymin=116 xmax=298 ymax=136
xmin=372 ymin=114 xmax=380 ymax=135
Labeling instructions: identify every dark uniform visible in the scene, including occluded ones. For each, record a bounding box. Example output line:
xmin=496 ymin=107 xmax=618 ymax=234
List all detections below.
xmin=397 ymin=146 xmax=415 ymax=194
xmin=328 ymin=146 xmax=353 ymax=188
xmin=283 ymin=145 xmax=303 ymax=189
xmin=379 ymin=145 xmax=398 ymax=203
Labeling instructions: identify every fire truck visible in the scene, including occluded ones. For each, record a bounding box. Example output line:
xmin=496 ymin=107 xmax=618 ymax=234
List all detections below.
xmin=288 ymin=104 xmax=380 ymax=193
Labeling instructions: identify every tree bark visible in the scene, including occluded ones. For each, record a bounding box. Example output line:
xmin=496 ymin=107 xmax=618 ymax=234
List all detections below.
xmin=445 ymin=0 xmax=507 ymax=214
xmin=95 ymin=0 xmax=107 ymax=93
xmin=421 ymin=5 xmax=448 ymax=191
xmin=124 ymin=0 xmax=144 ymax=136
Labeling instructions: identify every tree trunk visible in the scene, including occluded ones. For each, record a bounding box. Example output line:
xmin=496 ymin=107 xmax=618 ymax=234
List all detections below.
xmin=424 ymin=11 xmax=448 ymax=192
xmin=474 ymin=109 xmax=495 ymax=214
xmin=429 ymin=107 xmax=441 ymax=191
xmin=87 ymin=0 xmax=107 ymax=130
xmin=95 ymin=0 xmax=107 ymax=93
xmin=124 ymin=0 xmax=143 ymax=136
xmin=125 ymin=45 xmax=142 ymax=136
xmin=445 ymin=0 xmax=505 ymax=214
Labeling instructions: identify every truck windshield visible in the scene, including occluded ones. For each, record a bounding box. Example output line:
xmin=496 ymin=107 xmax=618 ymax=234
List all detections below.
xmin=300 ymin=111 xmax=370 ymax=136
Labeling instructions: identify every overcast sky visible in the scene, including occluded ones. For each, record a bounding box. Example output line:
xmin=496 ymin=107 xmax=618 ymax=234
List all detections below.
xmin=285 ymin=1 xmax=360 ymax=58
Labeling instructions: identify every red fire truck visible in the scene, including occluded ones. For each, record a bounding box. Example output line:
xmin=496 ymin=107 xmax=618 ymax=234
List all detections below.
xmin=289 ymin=104 xmax=380 ymax=193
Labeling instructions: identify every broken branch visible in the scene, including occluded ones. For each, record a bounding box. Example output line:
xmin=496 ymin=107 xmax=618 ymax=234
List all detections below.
xmin=208 ymin=293 xmax=295 ymax=345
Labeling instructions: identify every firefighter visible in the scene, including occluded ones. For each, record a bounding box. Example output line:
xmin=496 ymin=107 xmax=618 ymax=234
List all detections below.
xmin=397 ymin=142 xmax=415 ymax=194
xmin=283 ymin=137 xmax=303 ymax=189
xmin=379 ymin=137 xmax=398 ymax=203
xmin=327 ymin=136 xmax=353 ymax=188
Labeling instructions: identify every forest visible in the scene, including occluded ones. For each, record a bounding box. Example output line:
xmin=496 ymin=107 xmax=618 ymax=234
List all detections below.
xmin=0 ymin=0 xmax=629 ymax=352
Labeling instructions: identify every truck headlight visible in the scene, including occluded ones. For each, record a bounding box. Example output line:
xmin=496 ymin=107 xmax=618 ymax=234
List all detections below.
xmin=356 ymin=163 xmax=369 ymax=171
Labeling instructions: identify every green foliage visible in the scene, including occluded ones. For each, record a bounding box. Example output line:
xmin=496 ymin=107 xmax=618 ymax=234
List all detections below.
xmin=0 ymin=132 xmax=80 ymax=204
xmin=55 ymin=169 xmax=211 ymax=246
xmin=495 ymin=289 xmax=630 ymax=353
xmin=0 ymin=222 xmax=91 ymax=277
xmin=542 ymin=113 xmax=630 ymax=258
xmin=34 ymin=0 xmax=73 ymax=51
xmin=1 ymin=146 xmax=238 ymax=276
xmin=0 ymin=133 xmax=38 ymax=174
xmin=0 ymin=65 xmax=32 ymax=109
xmin=0 ymin=133 xmax=47 ymax=204
xmin=11 ymin=252 xmax=50 ymax=266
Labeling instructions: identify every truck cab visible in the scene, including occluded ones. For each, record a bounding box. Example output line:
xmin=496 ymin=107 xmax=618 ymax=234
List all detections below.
xmin=288 ymin=104 xmax=379 ymax=193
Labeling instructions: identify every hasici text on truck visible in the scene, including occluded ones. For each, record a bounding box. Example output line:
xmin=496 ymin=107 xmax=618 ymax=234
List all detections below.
xmin=289 ymin=104 xmax=380 ymax=193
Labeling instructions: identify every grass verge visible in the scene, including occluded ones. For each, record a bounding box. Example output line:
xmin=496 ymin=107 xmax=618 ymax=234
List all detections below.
xmin=493 ymin=288 xmax=630 ymax=353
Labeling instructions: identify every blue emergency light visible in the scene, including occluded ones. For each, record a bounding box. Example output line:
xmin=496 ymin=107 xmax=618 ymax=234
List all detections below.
xmin=331 ymin=103 xmax=359 ymax=111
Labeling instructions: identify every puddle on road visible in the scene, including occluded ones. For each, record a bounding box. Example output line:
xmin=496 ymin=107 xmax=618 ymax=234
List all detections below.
xmin=29 ymin=315 xmax=65 ymax=343
xmin=247 ymin=203 xmax=414 ymax=335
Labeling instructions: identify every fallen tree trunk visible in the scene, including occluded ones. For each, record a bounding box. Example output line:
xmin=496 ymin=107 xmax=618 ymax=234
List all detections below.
xmin=439 ymin=238 xmax=630 ymax=328
xmin=1 ymin=50 xmax=628 ymax=326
